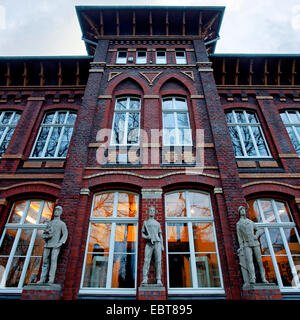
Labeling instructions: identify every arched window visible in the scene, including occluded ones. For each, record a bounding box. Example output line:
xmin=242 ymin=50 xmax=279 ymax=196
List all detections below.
xmin=248 ymin=198 xmax=300 ymax=290
xmin=162 ymin=97 xmax=192 ymax=146
xmin=0 ymin=111 xmax=21 ymax=157
xmin=0 ymin=199 xmax=55 ymax=290
xmin=226 ymin=109 xmax=270 ymax=158
xmin=280 ymin=110 xmax=300 ymax=155
xmin=111 ymin=97 xmax=141 ymax=146
xmin=165 ymin=190 xmax=223 ymax=293
xmin=30 ymin=110 xmax=77 ymax=158
xmin=80 ymin=191 xmax=139 ymax=294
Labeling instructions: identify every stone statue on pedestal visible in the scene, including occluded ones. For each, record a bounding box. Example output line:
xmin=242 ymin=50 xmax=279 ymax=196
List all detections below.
xmin=141 ymin=206 xmax=164 ymax=286
xmin=236 ymin=205 xmax=268 ymax=287
xmin=37 ymin=205 xmax=68 ymax=284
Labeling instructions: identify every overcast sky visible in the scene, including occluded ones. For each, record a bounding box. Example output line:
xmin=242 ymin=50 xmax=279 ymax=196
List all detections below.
xmin=0 ymin=0 xmax=299 ymax=56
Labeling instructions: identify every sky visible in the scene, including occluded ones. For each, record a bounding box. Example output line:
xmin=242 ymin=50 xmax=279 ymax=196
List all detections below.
xmin=0 ymin=0 xmax=299 ymax=56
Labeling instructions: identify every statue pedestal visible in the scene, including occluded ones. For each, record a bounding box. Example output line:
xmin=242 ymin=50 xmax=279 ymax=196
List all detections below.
xmin=242 ymin=283 xmax=282 ymax=300
xmin=138 ymin=284 xmax=166 ymax=300
xmin=21 ymin=283 xmax=62 ymax=300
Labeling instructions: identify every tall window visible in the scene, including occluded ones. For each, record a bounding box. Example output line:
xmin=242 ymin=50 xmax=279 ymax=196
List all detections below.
xmin=248 ymin=199 xmax=300 ymax=291
xmin=226 ymin=109 xmax=270 ymax=158
xmin=111 ymin=97 xmax=141 ymax=146
xmin=116 ymin=50 xmax=127 ymax=64
xmin=31 ymin=110 xmax=77 ymax=158
xmin=165 ymin=190 xmax=223 ymax=293
xmin=175 ymin=49 xmax=187 ymax=64
xmin=280 ymin=110 xmax=300 ymax=155
xmin=162 ymin=97 xmax=192 ymax=146
xmin=136 ymin=50 xmax=147 ymax=64
xmin=0 ymin=199 xmax=54 ymax=290
xmin=156 ymin=49 xmax=167 ymax=64
xmin=81 ymin=191 xmax=138 ymax=294
xmin=0 ymin=111 xmax=21 ymax=157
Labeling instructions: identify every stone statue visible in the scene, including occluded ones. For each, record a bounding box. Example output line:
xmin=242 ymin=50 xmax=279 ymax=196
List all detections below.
xmin=236 ymin=205 xmax=268 ymax=286
xmin=141 ymin=206 xmax=164 ymax=286
xmin=37 ymin=205 xmax=68 ymax=284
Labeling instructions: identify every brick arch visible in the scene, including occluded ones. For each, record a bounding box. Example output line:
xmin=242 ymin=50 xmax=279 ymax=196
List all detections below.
xmin=106 ymin=74 xmax=150 ymax=96
xmin=0 ymin=105 xmax=24 ymax=112
xmin=153 ymin=74 xmax=197 ymax=96
xmin=42 ymin=104 xmax=80 ymax=113
xmin=1 ymin=182 xmax=61 ymax=200
xmin=161 ymin=174 xmax=218 ymax=190
xmin=242 ymin=181 xmax=298 ymax=200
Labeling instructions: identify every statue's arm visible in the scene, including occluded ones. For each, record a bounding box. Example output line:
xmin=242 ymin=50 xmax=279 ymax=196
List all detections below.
xmin=58 ymin=222 xmax=68 ymax=247
xmin=142 ymin=222 xmax=150 ymax=240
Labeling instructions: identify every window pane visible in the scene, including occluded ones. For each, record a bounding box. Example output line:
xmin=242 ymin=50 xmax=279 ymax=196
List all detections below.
xmin=276 ymin=201 xmax=292 ymax=222
xmin=226 ymin=112 xmax=234 ymax=123
xmin=283 ymin=228 xmax=300 ymax=255
xmin=0 ymin=128 xmax=15 ymax=156
xmin=235 ymin=111 xmax=246 ymax=123
xmin=276 ymin=255 xmax=294 ymax=287
xmin=114 ymin=224 xmax=136 ymax=253
xmin=93 ymin=193 xmax=114 ymax=217
xmin=167 ymin=223 xmax=190 ymax=252
xmin=229 ymin=126 xmax=244 ymax=156
xmin=2 ymin=112 xmax=13 ymax=124
xmin=83 ymin=253 xmax=109 ymax=287
xmin=87 ymin=224 xmax=111 ymax=255
xmin=248 ymin=199 xmax=263 ymax=223
xmin=116 ymin=99 xmax=127 ymax=110
xmin=0 ymin=257 xmax=9 ymax=283
xmin=23 ymin=256 xmax=42 ymax=285
xmin=15 ymin=229 xmax=33 ymax=255
xmin=240 ymin=126 xmax=257 ymax=156
xmin=195 ymin=254 xmax=221 ymax=288
xmin=32 ymin=127 xmax=50 ymax=157
xmin=112 ymin=113 xmax=126 ymax=144
xmin=5 ymin=257 xmax=25 ymax=287
xmin=262 ymin=256 xmax=278 ymax=285
xmin=178 ymin=128 xmax=192 ymax=145
xmin=175 ymin=98 xmax=187 ymax=110
xmin=286 ymin=127 xmax=300 ymax=154
xmin=269 ymin=228 xmax=286 ymax=255
xmin=40 ymin=201 xmax=54 ymax=224
xmin=66 ymin=112 xmax=77 ymax=125
xmin=8 ymin=200 xmax=27 ymax=224
xmin=280 ymin=113 xmax=289 ymax=124
xmin=11 ymin=112 xmax=21 ymax=125
xmin=163 ymin=113 xmax=175 ymax=128
xmin=260 ymin=200 xmax=276 ymax=223
xmin=57 ymin=127 xmax=73 ymax=157
xmin=117 ymin=192 xmax=138 ymax=218
xmin=43 ymin=112 xmax=55 ymax=124
xmin=193 ymin=223 xmax=216 ymax=253
xmin=127 ymin=113 xmax=139 ymax=144
xmin=129 ymin=99 xmax=140 ymax=110
xmin=0 ymin=229 xmax=17 ymax=255
xmin=162 ymin=99 xmax=173 ymax=110
xmin=44 ymin=127 xmax=61 ymax=157
xmin=31 ymin=229 xmax=45 ymax=256
xmin=177 ymin=112 xmax=189 ymax=128
xmin=165 ymin=192 xmax=186 ymax=217
xmin=288 ymin=112 xmax=299 ymax=124
xmin=24 ymin=201 xmax=41 ymax=225
xmin=189 ymin=192 xmax=211 ymax=217
xmin=55 ymin=112 xmax=67 ymax=124
xmin=247 ymin=112 xmax=258 ymax=124
xmin=111 ymin=253 xmax=135 ymax=288
xmin=168 ymin=254 xmax=192 ymax=287
xmin=251 ymin=126 xmax=269 ymax=156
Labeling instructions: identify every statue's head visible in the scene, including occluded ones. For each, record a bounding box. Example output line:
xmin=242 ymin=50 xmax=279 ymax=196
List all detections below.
xmin=53 ymin=205 xmax=63 ymax=217
xmin=149 ymin=206 xmax=156 ymax=217
xmin=238 ymin=205 xmax=246 ymax=217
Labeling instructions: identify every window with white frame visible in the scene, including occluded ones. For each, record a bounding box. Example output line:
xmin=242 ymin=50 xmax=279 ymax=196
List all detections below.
xmin=81 ymin=191 xmax=139 ymax=293
xmin=0 ymin=199 xmax=54 ymax=290
xmin=116 ymin=50 xmax=127 ymax=64
xmin=162 ymin=97 xmax=192 ymax=146
xmin=31 ymin=110 xmax=77 ymax=158
xmin=226 ymin=109 xmax=271 ymax=158
xmin=175 ymin=49 xmax=187 ymax=64
xmin=156 ymin=49 xmax=167 ymax=64
xmin=111 ymin=97 xmax=141 ymax=146
xmin=280 ymin=110 xmax=300 ymax=155
xmin=165 ymin=190 xmax=224 ymax=293
xmin=248 ymin=198 xmax=300 ymax=291
xmin=0 ymin=111 xmax=21 ymax=157
xmin=136 ymin=50 xmax=147 ymax=64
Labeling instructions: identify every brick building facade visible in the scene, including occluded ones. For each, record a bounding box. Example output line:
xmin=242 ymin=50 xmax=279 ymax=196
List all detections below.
xmin=0 ymin=6 xmax=299 ymax=301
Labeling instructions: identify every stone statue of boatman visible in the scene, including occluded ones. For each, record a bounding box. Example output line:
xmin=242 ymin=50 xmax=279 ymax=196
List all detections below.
xmin=37 ymin=205 xmax=68 ymax=285
xmin=236 ymin=205 xmax=268 ymax=287
xmin=141 ymin=206 xmax=164 ymax=286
